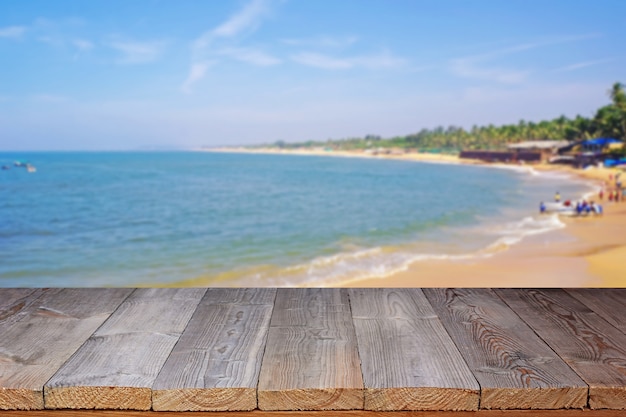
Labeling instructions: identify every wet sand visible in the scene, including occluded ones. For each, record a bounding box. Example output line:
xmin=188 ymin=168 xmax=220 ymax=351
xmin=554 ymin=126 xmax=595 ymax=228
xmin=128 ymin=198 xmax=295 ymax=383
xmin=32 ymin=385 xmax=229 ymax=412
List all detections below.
xmin=204 ymin=147 xmax=626 ymax=287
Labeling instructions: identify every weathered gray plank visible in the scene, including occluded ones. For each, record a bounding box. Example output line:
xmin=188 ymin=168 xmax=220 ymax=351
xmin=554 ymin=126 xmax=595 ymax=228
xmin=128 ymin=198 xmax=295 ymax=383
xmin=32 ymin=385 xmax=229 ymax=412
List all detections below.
xmin=44 ymin=288 xmax=206 ymax=410
xmin=152 ymin=288 xmax=276 ymax=411
xmin=4 ymin=409 xmax=626 ymax=417
xmin=0 ymin=288 xmax=39 ymax=311
xmin=0 ymin=289 xmax=45 ymax=324
xmin=565 ymin=289 xmax=626 ymax=334
xmin=0 ymin=288 xmax=132 ymax=410
xmin=257 ymin=288 xmax=364 ymax=411
xmin=424 ymin=288 xmax=587 ymax=410
xmin=496 ymin=289 xmax=626 ymax=409
xmin=349 ymin=288 xmax=479 ymax=411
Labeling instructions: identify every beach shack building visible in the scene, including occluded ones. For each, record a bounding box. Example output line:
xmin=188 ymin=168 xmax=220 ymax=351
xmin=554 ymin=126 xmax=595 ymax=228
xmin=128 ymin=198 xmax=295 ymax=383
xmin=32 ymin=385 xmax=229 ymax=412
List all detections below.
xmin=459 ymin=140 xmax=566 ymax=164
xmin=557 ymin=137 xmax=624 ymax=167
xmin=506 ymin=140 xmax=568 ymax=163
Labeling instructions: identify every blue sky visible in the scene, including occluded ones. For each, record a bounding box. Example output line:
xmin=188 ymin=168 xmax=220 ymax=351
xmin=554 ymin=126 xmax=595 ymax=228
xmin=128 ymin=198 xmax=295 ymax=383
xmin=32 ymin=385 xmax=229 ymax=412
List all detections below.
xmin=1 ymin=0 xmax=624 ymax=150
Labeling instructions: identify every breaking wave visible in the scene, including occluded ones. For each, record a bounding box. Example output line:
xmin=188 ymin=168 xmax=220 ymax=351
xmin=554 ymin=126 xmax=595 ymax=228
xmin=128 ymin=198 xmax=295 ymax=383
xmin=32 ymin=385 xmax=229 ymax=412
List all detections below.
xmin=222 ymin=213 xmax=568 ymax=287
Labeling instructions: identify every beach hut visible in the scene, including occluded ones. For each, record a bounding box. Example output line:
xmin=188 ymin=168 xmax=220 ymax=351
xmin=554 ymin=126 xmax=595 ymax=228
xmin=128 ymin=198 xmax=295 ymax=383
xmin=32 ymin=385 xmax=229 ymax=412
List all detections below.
xmin=558 ymin=138 xmax=623 ymax=155
xmin=557 ymin=138 xmax=624 ymax=168
xmin=507 ymin=140 xmax=568 ymax=163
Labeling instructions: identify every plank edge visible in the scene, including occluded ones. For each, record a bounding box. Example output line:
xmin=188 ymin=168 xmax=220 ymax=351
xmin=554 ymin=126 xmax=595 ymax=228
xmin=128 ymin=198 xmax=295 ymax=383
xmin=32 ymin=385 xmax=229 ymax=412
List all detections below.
xmin=364 ymin=387 xmax=479 ymax=411
xmin=44 ymin=386 xmax=151 ymax=410
xmin=152 ymin=388 xmax=256 ymax=411
xmin=0 ymin=389 xmax=44 ymax=411
xmin=258 ymin=388 xmax=364 ymax=411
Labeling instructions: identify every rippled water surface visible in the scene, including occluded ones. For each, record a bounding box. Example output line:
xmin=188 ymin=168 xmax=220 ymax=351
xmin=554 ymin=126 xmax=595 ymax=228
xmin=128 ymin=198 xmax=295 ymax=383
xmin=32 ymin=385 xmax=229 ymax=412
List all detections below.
xmin=0 ymin=152 xmax=590 ymax=286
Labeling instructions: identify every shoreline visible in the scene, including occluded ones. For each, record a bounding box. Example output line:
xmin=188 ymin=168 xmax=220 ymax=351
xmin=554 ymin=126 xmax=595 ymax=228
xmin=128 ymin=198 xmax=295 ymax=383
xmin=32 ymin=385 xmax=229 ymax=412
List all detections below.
xmin=201 ymin=147 xmax=626 ymax=287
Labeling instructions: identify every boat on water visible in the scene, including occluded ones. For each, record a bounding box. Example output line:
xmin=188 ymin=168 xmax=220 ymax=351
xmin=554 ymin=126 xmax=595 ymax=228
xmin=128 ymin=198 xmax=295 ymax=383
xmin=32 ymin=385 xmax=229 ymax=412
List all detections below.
xmin=541 ymin=201 xmax=576 ymax=216
xmin=541 ymin=200 xmax=603 ymax=216
xmin=11 ymin=160 xmax=37 ymax=172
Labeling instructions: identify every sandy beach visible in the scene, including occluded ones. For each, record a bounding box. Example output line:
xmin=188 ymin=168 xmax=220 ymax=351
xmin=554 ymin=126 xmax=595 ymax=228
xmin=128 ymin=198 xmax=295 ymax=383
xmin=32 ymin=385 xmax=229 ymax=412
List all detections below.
xmin=205 ymin=147 xmax=626 ymax=287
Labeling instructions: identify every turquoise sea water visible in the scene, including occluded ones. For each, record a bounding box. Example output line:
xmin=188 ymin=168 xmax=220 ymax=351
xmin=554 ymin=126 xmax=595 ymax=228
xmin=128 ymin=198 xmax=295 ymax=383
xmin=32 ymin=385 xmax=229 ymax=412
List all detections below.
xmin=0 ymin=152 xmax=592 ymax=287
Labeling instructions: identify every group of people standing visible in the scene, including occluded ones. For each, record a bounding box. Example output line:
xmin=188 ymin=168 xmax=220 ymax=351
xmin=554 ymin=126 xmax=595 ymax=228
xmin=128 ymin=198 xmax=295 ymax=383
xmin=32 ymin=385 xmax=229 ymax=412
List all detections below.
xmin=574 ymin=199 xmax=602 ymax=216
xmin=600 ymin=172 xmax=623 ymax=203
xmin=599 ymin=188 xmax=622 ymax=202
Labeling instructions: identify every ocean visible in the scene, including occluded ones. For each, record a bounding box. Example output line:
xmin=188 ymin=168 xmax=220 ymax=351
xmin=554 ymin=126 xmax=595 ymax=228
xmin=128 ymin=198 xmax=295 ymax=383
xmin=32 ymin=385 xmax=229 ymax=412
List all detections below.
xmin=0 ymin=151 xmax=592 ymax=287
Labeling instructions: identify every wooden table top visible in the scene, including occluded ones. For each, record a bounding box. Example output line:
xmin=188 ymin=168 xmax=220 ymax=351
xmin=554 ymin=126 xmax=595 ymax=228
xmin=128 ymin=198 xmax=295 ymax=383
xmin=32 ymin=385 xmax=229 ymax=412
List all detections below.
xmin=0 ymin=288 xmax=625 ymax=415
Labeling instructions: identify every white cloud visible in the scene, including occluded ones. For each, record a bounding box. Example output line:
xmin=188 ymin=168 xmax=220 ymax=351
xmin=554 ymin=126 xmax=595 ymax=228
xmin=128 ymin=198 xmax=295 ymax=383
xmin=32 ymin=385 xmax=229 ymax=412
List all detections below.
xmin=193 ymin=0 xmax=273 ymax=54
xmin=73 ymin=39 xmax=94 ymax=51
xmin=292 ymin=52 xmax=353 ymax=69
xmin=355 ymin=53 xmax=407 ymax=70
xmin=292 ymin=52 xmax=406 ymax=70
xmin=450 ymin=58 xmax=530 ymax=84
xmin=184 ymin=0 xmax=278 ymax=92
xmin=181 ymin=61 xmax=214 ymax=93
xmin=107 ymin=39 xmax=166 ymax=64
xmin=466 ymin=34 xmax=602 ymax=61
xmin=218 ymin=47 xmax=281 ymax=66
xmin=213 ymin=0 xmax=271 ymax=38
xmin=0 ymin=26 xmax=27 ymax=39
xmin=449 ymin=33 xmax=602 ymax=84
xmin=282 ymin=35 xmax=359 ymax=49
xmin=553 ymin=58 xmax=613 ymax=72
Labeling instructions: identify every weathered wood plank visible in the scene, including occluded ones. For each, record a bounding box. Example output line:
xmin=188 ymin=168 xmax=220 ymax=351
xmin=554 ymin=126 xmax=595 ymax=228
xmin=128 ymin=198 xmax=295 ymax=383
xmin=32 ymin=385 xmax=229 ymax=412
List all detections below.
xmin=349 ymin=288 xmax=479 ymax=411
xmin=496 ymin=289 xmax=626 ymax=409
xmin=0 ymin=288 xmax=132 ymax=410
xmin=424 ymin=288 xmax=587 ymax=410
xmin=0 ymin=289 xmax=45 ymax=324
xmin=0 ymin=288 xmax=39 ymax=312
xmin=2 ymin=408 xmax=626 ymax=417
xmin=565 ymin=289 xmax=626 ymax=334
xmin=44 ymin=288 xmax=206 ymax=410
xmin=152 ymin=289 xmax=276 ymax=411
xmin=257 ymin=289 xmax=364 ymax=411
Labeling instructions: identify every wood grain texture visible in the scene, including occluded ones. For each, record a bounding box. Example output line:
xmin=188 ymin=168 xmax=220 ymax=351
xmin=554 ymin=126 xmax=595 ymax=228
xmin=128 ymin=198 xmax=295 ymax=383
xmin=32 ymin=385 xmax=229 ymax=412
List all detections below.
xmin=0 ymin=289 xmax=42 ymax=322
xmin=423 ymin=288 xmax=588 ymax=410
xmin=2 ymin=408 xmax=626 ymax=417
xmin=349 ymin=289 xmax=479 ymax=411
xmin=496 ymin=289 xmax=626 ymax=409
xmin=565 ymin=289 xmax=626 ymax=334
xmin=152 ymin=288 xmax=276 ymax=411
xmin=257 ymin=289 xmax=364 ymax=411
xmin=0 ymin=289 xmax=132 ymax=410
xmin=44 ymin=288 xmax=206 ymax=410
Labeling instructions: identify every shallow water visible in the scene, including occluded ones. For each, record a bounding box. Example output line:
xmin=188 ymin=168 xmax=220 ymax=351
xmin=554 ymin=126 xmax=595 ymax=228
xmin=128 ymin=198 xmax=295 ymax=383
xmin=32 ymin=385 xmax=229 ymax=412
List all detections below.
xmin=0 ymin=152 xmax=591 ymax=286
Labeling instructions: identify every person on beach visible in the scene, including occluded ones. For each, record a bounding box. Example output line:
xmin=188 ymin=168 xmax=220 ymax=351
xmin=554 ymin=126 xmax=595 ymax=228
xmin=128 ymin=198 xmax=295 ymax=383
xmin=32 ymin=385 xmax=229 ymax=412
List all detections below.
xmin=576 ymin=201 xmax=583 ymax=216
xmin=554 ymin=191 xmax=561 ymax=203
xmin=540 ymin=201 xmax=546 ymax=213
xmin=592 ymin=201 xmax=603 ymax=215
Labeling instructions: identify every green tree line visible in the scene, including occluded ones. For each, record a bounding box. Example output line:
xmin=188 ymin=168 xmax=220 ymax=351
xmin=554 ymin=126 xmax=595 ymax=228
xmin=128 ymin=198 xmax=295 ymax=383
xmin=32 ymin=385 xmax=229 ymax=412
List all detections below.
xmin=271 ymin=82 xmax=626 ymax=155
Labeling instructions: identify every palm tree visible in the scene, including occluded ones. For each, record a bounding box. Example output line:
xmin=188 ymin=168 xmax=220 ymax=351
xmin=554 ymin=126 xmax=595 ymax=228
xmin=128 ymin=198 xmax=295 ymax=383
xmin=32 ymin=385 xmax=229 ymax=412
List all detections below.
xmin=609 ymin=82 xmax=626 ymax=108
xmin=608 ymin=82 xmax=626 ymax=139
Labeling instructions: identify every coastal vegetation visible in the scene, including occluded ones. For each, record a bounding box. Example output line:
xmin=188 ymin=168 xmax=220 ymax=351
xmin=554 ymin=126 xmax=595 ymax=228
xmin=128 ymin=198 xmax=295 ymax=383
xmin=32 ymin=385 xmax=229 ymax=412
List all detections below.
xmin=268 ymin=82 xmax=626 ymax=156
